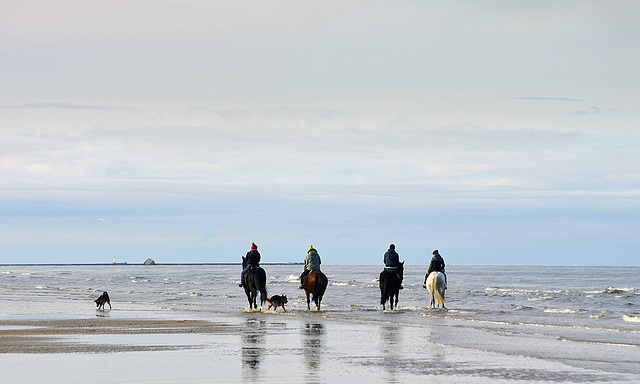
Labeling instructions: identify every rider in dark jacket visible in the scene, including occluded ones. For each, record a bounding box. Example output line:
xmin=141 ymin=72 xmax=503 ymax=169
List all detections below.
xmin=424 ymin=249 xmax=447 ymax=289
xmin=240 ymin=243 xmax=261 ymax=287
xmin=383 ymin=244 xmax=400 ymax=269
xmin=383 ymin=244 xmax=403 ymax=289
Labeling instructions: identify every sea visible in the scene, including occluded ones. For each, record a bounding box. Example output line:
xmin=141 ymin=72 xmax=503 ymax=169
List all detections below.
xmin=1 ymin=264 xmax=639 ymax=383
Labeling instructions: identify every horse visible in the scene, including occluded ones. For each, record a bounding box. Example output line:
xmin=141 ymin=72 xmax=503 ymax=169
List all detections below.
xmin=379 ymin=261 xmax=404 ymax=310
xmin=426 ymin=271 xmax=446 ymax=309
xmin=242 ymin=256 xmax=268 ymax=310
xmin=303 ymin=270 xmax=328 ymax=311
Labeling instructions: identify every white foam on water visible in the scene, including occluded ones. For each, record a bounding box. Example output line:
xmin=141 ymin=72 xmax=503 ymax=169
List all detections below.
xmin=622 ymin=315 xmax=640 ymax=323
xmin=543 ymin=308 xmax=583 ymax=314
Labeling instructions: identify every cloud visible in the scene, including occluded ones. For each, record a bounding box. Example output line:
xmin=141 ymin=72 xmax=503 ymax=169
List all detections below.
xmin=509 ymin=97 xmax=581 ymax=102
xmin=0 ymin=102 xmax=129 ymax=111
xmin=4 ymin=2 xmax=640 ymax=100
xmin=2 ymin=1 xmax=639 ymax=265
xmin=0 ymin=104 xmax=616 ymax=204
xmin=574 ymin=106 xmax=618 ymax=115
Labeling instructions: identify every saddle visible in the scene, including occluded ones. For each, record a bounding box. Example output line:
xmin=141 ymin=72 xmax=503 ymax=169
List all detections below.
xmin=383 ymin=267 xmax=401 ymax=278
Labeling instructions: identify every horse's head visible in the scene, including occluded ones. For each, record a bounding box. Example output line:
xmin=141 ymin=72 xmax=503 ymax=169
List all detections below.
xmin=398 ymin=261 xmax=405 ymax=281
xmin=242 ymin=256 xmax=247 ymax=269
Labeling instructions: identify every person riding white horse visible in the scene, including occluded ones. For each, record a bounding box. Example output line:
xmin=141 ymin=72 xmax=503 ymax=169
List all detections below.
xmin=423 ymin=249 xmax=447 ymax=289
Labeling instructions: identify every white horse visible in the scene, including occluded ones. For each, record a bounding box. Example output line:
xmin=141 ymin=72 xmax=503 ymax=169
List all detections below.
xmin=426 ymin=271 xmax=446 ymax=309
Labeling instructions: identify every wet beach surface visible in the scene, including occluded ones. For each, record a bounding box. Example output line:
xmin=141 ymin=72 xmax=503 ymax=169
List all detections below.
xmin=1 ymin=311 xmax=638 ymax=384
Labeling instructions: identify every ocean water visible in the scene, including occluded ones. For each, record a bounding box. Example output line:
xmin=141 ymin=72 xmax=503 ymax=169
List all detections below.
xmin=1 ymin=264 xmax=639 ymax=383
xmin=1 ymin=265 xmax=638 ymax=329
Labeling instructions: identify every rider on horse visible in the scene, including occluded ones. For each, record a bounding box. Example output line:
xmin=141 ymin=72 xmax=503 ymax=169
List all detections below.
xmin=239 ymin=242 xmax=261 ymax=287
xmin=423 ymin=249 xmax=446 ymax=289
xmin=383 ymin=244 xmax=403 ymax=289
xmin=299 ymin=245 xmax=321 ymax=289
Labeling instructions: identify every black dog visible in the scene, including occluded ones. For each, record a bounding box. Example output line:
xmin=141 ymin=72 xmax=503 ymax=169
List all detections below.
xmin=266 ymin=295 xmax=288 ymax=312
xmin=95 ymin=291 xmax=111 ymax=310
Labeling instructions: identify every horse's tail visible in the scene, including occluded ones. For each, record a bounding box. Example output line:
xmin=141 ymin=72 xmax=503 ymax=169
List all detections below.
xmin=259 ymin=286 xmax=267 ymax=306
xmin=379 ymin=271 xmax=389 ymax=305
xmin=436 ymin=273 xmax=446 ymax=307
xmin=435 ymin=286 xmax=445 ymax=306
xmin=258 ymin=268 xmax=268 ymax=306
xmin=314 ymin=272 xmax=327 ymax=299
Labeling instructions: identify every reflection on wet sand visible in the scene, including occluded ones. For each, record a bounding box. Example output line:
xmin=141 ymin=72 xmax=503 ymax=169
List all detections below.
xmin=302 ymin=322 xmax=325 ymax=381
xmin=380 ymin=325 xmax=401 ymax=383
xmin=241 ymin=317 xmax=266 ymax=382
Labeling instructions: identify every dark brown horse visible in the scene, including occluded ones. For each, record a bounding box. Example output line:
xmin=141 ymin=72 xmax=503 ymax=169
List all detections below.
xmin=379 ymin=261 xmax=404 ymax=310
xmin=242 ymin=256 xmax=267 ymax=309
xmin=303 ymin=270 xmax=328 ymax=311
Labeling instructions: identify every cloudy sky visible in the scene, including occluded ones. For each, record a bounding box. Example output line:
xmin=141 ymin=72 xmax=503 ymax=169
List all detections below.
xmin=1 ymin=1 xmax=639 ymax=265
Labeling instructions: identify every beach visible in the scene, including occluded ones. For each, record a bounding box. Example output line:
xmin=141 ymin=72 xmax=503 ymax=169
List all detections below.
xmin=1 ymin=312 xmax=639 ymax=383
xmin=1 ymin=265 xmax=639 ymax=383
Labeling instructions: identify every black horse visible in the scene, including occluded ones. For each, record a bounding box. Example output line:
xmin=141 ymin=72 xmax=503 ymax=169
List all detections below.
xmin=379 ymin=261 xmax=404 ymax=310
xmin=242 ymin=256 xmax=268 ymax=309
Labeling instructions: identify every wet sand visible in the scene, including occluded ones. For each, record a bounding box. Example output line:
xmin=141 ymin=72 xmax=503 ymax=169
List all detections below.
xmin=0 ymin=318 xmax=236 ymax=354
xmin=1 ymin=313 xmax=638 ymax=384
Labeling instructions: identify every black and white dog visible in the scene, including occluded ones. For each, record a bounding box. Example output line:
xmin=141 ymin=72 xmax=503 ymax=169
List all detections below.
xmin=95 ymin=291 xmax=111 ymax=310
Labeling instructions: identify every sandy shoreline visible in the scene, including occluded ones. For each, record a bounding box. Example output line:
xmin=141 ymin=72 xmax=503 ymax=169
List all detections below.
xmin=0 ymin=317 xmax=237 ymax=354
xmin=1 ymin=313 xmax=638 ymax=384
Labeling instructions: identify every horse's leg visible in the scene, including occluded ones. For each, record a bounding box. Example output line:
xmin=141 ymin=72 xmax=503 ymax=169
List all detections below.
xmin=306 ymin=291 xmax=311 ymax=311
xmin=245 ymin=290 xmax=252 ymax=308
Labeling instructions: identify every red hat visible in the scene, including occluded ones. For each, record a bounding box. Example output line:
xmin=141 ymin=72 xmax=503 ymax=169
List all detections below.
xmin=251 ymin=243 xmax=257 ymax=250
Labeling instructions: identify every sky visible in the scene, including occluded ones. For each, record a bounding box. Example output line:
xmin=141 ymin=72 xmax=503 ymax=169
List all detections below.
xmin=1 ymin=1 xmax=639 ymax=265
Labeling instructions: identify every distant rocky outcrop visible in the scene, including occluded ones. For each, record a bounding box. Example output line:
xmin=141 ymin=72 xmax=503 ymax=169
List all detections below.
xmin=143 ymin=258 xmax=156 ymax=265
